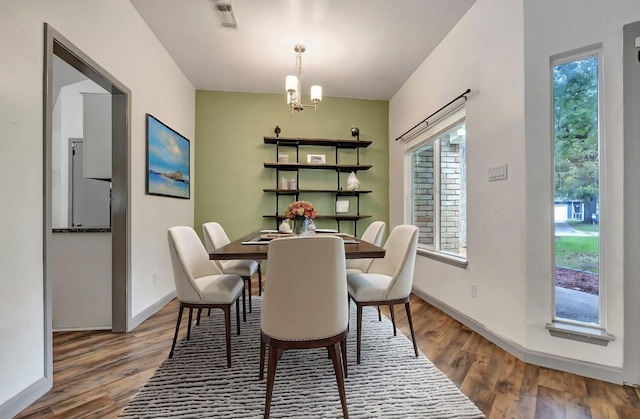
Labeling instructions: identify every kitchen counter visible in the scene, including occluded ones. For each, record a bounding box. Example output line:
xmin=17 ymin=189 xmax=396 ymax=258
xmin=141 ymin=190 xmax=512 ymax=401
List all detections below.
xmin=53 ymin=227 xmax=111 ymax=233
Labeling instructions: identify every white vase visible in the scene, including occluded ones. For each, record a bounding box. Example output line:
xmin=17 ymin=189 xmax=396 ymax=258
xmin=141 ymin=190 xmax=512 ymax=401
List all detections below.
xmin=346 ymin=171 xmax=360 ymax=191
xmin=279 ymin=220 xmax=292 ymax=233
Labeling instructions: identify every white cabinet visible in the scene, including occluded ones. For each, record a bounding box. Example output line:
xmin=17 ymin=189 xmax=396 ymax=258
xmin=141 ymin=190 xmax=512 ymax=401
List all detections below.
xmin=51 ymin=232 xmax=112 ymax=330
xmin=82 ymin=93 xmax=111 ymax=180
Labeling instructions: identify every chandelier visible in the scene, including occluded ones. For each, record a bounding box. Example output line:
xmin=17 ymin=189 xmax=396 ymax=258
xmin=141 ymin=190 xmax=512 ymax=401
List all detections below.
xmin=285 ymin=44 xmax=322 ymax=114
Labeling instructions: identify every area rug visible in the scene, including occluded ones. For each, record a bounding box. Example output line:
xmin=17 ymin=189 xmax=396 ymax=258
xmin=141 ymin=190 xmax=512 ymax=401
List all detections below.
xmin=121 ymin=298 xmax=484 ymax=418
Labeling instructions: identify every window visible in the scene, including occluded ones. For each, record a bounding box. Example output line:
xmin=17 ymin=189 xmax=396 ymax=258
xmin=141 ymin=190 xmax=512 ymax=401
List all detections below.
xmin=405 ymin=108 xmax=466 ymax=261
xmin=552 ymin=49 xmax=602 ymax=326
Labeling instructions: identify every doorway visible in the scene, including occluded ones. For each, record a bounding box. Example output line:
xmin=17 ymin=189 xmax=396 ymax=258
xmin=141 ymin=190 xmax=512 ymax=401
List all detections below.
xmin=44 ymin=22 xmax=131 ymax=363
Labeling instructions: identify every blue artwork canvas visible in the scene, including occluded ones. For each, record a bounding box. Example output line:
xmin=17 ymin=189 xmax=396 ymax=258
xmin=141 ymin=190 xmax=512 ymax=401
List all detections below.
xmin=146 ymin=114 xmax=190 ymax=199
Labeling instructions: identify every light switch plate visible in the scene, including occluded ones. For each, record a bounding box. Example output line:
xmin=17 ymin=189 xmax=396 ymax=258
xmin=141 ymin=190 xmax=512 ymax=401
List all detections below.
xmin=488 ymin=163 xmax=508 ymax=182
xmin=636 ymin=36 xmax=640 ymax=48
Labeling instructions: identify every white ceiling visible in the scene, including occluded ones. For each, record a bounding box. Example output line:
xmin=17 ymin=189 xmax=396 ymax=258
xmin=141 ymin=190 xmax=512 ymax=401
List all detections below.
xmin=129 ymin=0 xmax=476 ymax=100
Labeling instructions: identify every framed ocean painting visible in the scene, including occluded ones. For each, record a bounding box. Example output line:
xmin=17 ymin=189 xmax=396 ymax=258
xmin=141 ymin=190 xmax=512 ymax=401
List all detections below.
xmin=145 ymin=114 xmax=190 ymax=199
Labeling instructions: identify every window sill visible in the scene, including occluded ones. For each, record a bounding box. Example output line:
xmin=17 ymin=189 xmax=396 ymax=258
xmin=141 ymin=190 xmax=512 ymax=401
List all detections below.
xmin=545 ymin=322 xmax=615 ymax=346
xmin=417 ymin=248 xmax=468 ymax=269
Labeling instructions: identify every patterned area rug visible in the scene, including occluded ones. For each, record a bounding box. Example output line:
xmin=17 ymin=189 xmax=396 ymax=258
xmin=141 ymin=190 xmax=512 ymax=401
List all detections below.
xmin=121 ymin=298 xmax=484 ymax=418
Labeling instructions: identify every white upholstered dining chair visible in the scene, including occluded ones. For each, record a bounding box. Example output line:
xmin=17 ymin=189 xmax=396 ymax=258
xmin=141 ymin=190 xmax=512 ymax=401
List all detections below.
xmin=347 ymin=224 xmax=419 ymax=364
xmin=345 ymin=221 xmax=386 ymax=275
xmin=259 ymin=235 xmax=349 ymax=418
xmin=167 ymin=226 xmax=245 ymax=367
xmin=346 ymin=220 xmax=386 ymax=323
xmin=202 ymin=222 xmax=262 ymax=322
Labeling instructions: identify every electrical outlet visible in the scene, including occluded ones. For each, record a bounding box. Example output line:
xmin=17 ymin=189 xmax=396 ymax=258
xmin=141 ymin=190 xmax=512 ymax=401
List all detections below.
xmin=152 ymin=273 xmax=157 ymax=285
xmin=471 ymin=283 xmax=477 ymax=298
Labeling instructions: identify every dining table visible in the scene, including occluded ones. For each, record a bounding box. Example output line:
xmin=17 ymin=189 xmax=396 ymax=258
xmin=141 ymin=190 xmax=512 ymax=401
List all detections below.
xmin=209 ymin=231 xmax=386 ymax=261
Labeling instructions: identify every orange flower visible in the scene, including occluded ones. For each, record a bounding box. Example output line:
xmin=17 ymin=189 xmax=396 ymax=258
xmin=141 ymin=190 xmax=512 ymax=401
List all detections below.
xmin=284 ymin=200 xmax=316 ymax=219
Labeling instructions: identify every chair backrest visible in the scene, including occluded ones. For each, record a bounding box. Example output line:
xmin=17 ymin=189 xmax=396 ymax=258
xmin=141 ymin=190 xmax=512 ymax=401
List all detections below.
xmin=345 ymin=221 xmax=386 ymax=272
xmin=361 ymin=221 xmax=386 ymax=246
xmin=367 ymin=224 xmax=419 ymax=301
xmin=261 ymin=236 xmax=348 ymax=341
xmin=168 ymin=226 xmax=223 ymax=303
xmin=202 ymin=222 xmax=231 ymax=269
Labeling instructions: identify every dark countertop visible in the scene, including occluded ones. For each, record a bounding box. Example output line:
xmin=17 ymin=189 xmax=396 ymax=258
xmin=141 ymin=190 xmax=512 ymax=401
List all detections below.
xmin=52 ymin=227 xmax=111 ymax=233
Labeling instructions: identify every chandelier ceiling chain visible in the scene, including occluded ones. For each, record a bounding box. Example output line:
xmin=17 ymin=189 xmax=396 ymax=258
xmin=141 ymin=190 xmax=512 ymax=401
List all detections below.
xmin=285 ymin=44 xmax=322 ymax=114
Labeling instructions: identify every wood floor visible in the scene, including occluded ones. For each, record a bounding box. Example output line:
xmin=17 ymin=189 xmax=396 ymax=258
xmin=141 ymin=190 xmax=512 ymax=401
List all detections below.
xmin=16 ymin=280 xmax=640 ymax=419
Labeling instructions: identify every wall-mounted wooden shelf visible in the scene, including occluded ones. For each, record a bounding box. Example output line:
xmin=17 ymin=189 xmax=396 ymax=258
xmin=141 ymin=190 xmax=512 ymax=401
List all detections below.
xmin=264 ymin=136 xmax=372 ymax=149
xmin=263 ymin=189 xmax=373 ymax=195
xmin=263 ymin=162 xmax=372 ymax=172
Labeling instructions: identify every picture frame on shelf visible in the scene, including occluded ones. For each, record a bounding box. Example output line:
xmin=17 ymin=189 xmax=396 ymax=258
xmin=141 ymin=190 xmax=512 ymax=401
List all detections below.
xmin=307 ymin=154 xmax=326 ymax=164
xmin=145 ymin=113 xmax=190 ymax=199
xmin=336 ymin=200 xmax=350 ymax=213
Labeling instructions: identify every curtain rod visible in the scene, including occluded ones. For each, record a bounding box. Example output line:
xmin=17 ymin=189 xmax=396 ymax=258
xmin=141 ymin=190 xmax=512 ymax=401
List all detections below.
xmin=395 ymin=88 xmax=471 ymax=142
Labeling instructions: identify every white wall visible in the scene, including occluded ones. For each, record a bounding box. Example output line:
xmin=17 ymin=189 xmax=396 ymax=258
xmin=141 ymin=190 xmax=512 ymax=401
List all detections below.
xmin=390 ymin=0 xmax=528 ymax=344
xmin=0 ymin=0 xmax=194 ymax=412
xmin=390 ymin=0 xmax=640 ymax=380
xmin=524 ymin=0 xmax=640 ymax=367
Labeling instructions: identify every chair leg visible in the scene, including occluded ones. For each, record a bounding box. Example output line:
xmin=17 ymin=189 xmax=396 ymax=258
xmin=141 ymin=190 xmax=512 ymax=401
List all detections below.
xmin=356 ymin=303 xmax=363 ymax=364
xmin=236 ymin=298 xmax=241 ymax=335
xmin=377 ymin=305 xmax=381 ymax=321
xmin=347 ymin=297 xmax=351 ymax=332
xmin=340 ymin=337 xmax=348 ymax=378
xmin=187 ymin=308 xmax=194 ymax=341
xmin=224 ymin=306 xmax=232 ymax=368
xmin=242 ymin=283 xmax=247 ymax=322
xmin=259 ymin=334 xmax=265 ymax=380
xmin=169 ymin=304 xmax=184 ymax=359
xmin=389 ymin=304 xmax=397 ymax=336
xmin=245 ymin=276 xmax=253 ymax=313
xmin=264 ymin=346 xmax=283 ymax=419
xmin=405 ymin=302 xmax=419 ymax=358
xmin=328 ymin=342 xmax=349 ymax=419
xmin=258 ymin=264 xmax=263 ymax=296
xmin=196 ymin=308 xmax=202 ymax=326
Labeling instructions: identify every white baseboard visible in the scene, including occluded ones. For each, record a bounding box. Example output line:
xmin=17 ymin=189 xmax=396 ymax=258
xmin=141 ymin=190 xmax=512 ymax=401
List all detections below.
xmin=129 ymin=291 xmax=176 ymax=331
xmin=412 ymin=288 xmax=624 ymax=385
xmin=53 ymin=326 xmax=111 ymax=332
xmin=0 ymin=376 xmax=51 ymax=419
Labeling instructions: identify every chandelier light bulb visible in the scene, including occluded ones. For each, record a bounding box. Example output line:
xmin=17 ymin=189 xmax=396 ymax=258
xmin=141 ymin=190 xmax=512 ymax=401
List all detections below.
xmin=310 ymin=85 xmax=322 ymax=102
xmin=285 ymin=75 xmax=298 ymax=93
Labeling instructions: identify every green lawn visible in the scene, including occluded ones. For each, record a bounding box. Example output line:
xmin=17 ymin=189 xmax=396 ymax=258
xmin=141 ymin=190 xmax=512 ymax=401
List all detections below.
xmin=555 ymin=235 xmax=599 ymax=272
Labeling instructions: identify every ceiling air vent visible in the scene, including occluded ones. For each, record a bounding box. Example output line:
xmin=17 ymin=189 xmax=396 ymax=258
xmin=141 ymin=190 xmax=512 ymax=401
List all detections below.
xmin=210 ymin=1 xmax=237 ymax=29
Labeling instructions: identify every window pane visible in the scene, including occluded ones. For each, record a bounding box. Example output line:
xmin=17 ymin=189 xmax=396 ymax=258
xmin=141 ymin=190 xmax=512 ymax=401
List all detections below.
xmin=410 ymin=120 xmax=466 ymax=257
xmin=440 ymin=124 xmax=466 ymax=256
xmin=412 ymin=142 xmax=435 ymax=247
xmin=553 ymin=55 xmax=600 ymax=325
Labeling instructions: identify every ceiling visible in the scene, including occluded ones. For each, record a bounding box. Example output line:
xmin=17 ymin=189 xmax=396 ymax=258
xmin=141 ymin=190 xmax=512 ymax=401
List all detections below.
xmin=129 ymin=0 xmax=476 ymax=101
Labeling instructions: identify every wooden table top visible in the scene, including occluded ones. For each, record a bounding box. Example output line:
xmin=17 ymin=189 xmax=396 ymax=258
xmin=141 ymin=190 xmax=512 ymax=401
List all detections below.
xmin=209 ymin=232 xmax=386 ymax=260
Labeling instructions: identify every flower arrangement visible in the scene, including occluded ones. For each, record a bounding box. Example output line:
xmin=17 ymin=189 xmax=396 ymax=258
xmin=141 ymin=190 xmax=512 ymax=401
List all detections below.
xmin=284 ymin=200 xmax=316 ymax=235
xmin=284 ymin=200 xmax=316 ymax=220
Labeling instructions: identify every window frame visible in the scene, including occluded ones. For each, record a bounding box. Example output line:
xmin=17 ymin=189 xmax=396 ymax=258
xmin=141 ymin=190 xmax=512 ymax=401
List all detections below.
xmin=550 ymin=45 xmax=607 ymax=331
xmin=403 ymin=106 xmax=467 ymax=267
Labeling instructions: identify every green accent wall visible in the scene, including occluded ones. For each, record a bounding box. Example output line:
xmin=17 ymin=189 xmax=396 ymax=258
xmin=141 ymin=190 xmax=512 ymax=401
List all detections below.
xmin=194 ymin=91 xmax=389 ymax=241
